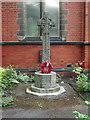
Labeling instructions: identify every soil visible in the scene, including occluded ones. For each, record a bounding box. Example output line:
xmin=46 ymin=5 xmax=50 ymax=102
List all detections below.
xmin=6 ymin=84 xmax=82 ymax=109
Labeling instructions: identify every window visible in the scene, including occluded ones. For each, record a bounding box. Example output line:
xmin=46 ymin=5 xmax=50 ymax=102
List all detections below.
xmin=25 ymin=0 xmax=59 ymax=38
xmin=17 ymin=1 xmax=68 ymax=41
xmin=25 ymin=2 xmax=40 ymax=37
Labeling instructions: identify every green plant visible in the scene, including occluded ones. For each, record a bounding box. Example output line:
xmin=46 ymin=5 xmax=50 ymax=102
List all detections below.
xmin=56 ymin=74 xmax=63 ymax=83
xmin=72 ymin=61 xmax=90 ymax=92
xmin=73 ymin=99 xmax=90 ymax=120
xmin=0 ymin=96 xmax=14 ymax=107
xmin=85 ymin=101 xmax=90 ymax=105
xmin=16 ymin=73 xmax=35 ymax=83
xmin=73 ymin=61 xmax=84 ymax=75
xmin=29 ymin=75 xmax=35 ymax=82
xmin=16 ymin=73 xmax=30 ymax=83
xmin=0 ymin=65 xmax=35 ymax=96
xmin=37 ymin=102 xmax=43 ymax=108
xmin=73 ymin=111 xmax=90 ymax=120
xmin=72 ymin=62 xmax=90 ymax=119
xmin=0 ymin=66 xmax=19 ymax=96
xmin=76 ymin=74 xmax=90 ymax=92
xmin=86 ymin=97 xmax=90 ymax=101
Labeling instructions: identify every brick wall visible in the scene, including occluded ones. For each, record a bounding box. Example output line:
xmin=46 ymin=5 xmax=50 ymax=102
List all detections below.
xmin=2 ymin=45 xmax=42 ymax=68
xmin=65 ymin=2 xmax=85 ymax=42
xmin=1 ymin=2 xmax=90 ymax=70
xmin=1 ymin=2 xmax=86 ymax=42
xmin=84 ymin=46 xmax=90 ymax=69
xmin=51 ymin=45 xmax=84 ymax=68
xmin=85 ymin=3 xmax=88 ymax=42
xmin=2 ymin=2 xmax=19 ymax=41
xmin=88 ymin=2 xmax=90 ymax=69
xmin=0 ymin=2 xmax=2 ymax=66
xmin=2 ymin=45 xmax=84 ymax=68
xmin=84 ymin=2 xmax=90 ymax=69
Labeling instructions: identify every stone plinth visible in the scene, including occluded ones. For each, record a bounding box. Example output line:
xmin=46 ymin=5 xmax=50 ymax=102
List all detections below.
xmin=29 ymin=84 xmax=60 ymax=93
xmin=26 ymin=85 xmax=65 ymax=96
xmin=35 ymin=71 xmax=56 ymax=89
xmin=26 ymin=71 xmax=66 ymax=96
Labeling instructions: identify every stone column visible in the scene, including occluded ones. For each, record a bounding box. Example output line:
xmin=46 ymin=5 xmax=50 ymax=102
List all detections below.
xmin=38 ymin=12 xmax=55 ymax=63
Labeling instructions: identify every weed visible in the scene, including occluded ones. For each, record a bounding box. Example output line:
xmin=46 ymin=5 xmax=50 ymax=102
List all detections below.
xmin=73 ymin=111 xmax=90 ymax=120
xmin=0 ymin=96 xmax=14 ymax=107
xmin=37 ymin=102 xmax=43 ymax=108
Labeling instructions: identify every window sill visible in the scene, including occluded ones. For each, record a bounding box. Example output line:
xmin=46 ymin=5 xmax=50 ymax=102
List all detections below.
xmin=21 ymin=37 xmax=62 ymax=41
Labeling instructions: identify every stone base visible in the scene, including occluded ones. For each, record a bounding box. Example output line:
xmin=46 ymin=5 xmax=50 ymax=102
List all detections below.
xmin=26 ymin=84 xmax=66 ymax=96
xmin=34 ymin=71 xmax=56 ymax=89
xmin=26 ymin=71 xmax=66 ymax=96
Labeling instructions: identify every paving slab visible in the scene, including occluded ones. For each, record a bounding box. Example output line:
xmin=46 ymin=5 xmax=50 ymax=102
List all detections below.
xmin=2 ymin=83 xmax=89 ymax=119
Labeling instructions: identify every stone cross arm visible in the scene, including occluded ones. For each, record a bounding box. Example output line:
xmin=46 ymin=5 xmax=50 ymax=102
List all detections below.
xmin=37 ymin=12 xmax=55 ymax=34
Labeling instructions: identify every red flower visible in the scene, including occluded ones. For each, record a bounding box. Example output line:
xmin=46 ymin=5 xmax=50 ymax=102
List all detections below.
xmin=40 ymin=62 xmax=53 ymax=73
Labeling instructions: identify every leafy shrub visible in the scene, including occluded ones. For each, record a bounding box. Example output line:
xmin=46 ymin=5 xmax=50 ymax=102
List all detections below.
xmin=0 ymin=96 xmax=14 ymax=107
xmin=16 ymin=73 xmax=30 ymax=83
xmin=73 ymin=62 xmax=90 ymax=119
xmin=72 ymin=61 xmax=90 ymax=92
xmin=16 ymin=73 xmax=35 ymax=83
xmin=76 ymin=74 xmax=90 ymax=92
xmin=29 ymin=75 xmax=35 ymax=82
xmin=56 ymin=74 xmax=63 ymax=83
xmin=0 ymin=66 xmax=18 ymax=96
xmin=0 ymin=66 xmax=35 ymax=97
xmin=0 ymin=66 xmax=35 ymax=107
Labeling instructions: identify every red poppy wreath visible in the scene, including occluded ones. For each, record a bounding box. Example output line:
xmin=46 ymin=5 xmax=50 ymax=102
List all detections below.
xmin=40 ymin=62 xmax=53 ymax=73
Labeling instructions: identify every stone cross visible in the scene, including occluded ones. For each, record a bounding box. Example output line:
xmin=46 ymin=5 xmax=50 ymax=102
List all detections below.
xmin=26 ymin=12 xmax=66 ymax=95
xmin=38 ymin=12 xmax=55 ymax=63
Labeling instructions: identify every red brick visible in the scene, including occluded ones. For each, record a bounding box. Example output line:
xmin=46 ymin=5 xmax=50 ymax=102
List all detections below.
xmin=2 ymin=45 xmax=86 ymax=69
xmin=1 ymin=2 xmax=90 ymax=70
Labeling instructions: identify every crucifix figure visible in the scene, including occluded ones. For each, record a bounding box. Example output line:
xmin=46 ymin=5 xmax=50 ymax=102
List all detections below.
xmin=38 ymin=12 xmax=55 ymax=63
